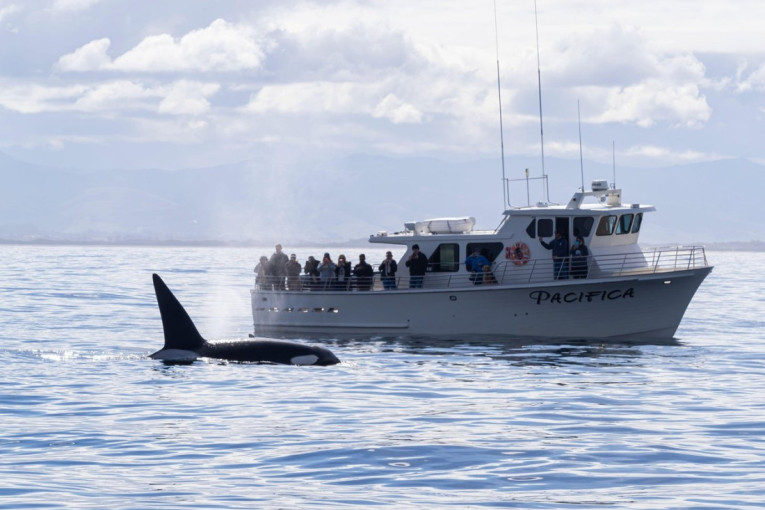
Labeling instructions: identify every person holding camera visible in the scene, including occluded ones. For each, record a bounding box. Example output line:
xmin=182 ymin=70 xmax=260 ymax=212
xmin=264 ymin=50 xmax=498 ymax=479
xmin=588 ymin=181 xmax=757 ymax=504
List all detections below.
xmin=405 ymin=244 xmax=428 ymax=288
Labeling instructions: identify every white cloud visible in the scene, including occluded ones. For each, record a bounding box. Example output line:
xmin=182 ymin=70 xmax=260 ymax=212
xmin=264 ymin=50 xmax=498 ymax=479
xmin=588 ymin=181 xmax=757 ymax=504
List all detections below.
xmin=0 ymin=79 xmax=219 ymax=116
xmin=624 ymin=144 xmax=711 ymax=163
xmin=596 ymin=80 xmax=710 ymax=128
xmin=245 ymin=81 xmax=363 ymax=115
xmin=0 ymin=82 xmax=86 ymax=113
xmin=73 ymin=80 xmax=157 ymax=112
xmin=55 ymin=38 xmax=112 ymax=72
xmin=51 ymin=0 xmax=103 ymax=11
xmin=373 ymin=94 xmax=422 ymax=124
xmin=541 ymin=26 xmax=712 ymax=129
xmin=737 ymin=62 xmax=765 ymax=92
xmin=0 ymin=4 xmax=21 ymax=23
xmin=56 ymin=19 xmax=265 ymax=73
xmin=158 ymin=80 xmax=220 ymax=115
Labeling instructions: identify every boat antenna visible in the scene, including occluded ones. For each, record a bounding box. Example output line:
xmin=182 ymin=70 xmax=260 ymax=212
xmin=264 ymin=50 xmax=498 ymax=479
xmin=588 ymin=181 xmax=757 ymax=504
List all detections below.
xmin=612 ymin=140 xmax=617 ymax=189
xmin=534 ymin=0 xmax=549 ymax=203
xmin=494 ymin=0 xmax=509 ymax=209
xmin=578 ymin=100 xmax=585 ymax=191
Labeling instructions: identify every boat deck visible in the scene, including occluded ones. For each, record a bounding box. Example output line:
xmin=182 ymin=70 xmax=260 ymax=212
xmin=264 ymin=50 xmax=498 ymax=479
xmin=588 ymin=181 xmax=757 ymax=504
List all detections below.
xmin=254 ymin=246 xmax=710 ymax=292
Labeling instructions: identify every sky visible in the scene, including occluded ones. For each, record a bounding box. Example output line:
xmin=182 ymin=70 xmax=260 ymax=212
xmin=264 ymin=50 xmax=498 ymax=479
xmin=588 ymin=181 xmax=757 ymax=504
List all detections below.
xmin=1 ymin=0 xmax=764 ymax=174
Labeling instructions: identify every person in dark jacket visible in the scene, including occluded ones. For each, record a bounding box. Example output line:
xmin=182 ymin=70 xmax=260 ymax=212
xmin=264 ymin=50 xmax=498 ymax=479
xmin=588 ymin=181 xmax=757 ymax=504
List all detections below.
xmin=379 ymin=251 xmax=398 ymax=290
xmin=353 ymin=254 xmax=374 ymax=290
xmin=405 ymin=244 xmax=428 ymax=288
xmin=269 ymin=244 xmax=289 ymax=290
xmin=334 ymin=254 xmax=352 ymax=290
xmin=570 ymin=236 xmax=590 ymax=279
xmin=303 ymin=255 xmax=319 ymax=289
xmin=540 ymin=231 xmax=569 ymax=279
xmin=285 ymin=254 xmax=302 ymax=290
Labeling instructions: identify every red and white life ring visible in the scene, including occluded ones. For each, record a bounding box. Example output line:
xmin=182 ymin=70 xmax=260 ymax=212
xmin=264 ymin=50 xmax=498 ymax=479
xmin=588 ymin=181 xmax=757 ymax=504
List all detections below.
xmin=506 ymin=242 xmax=531 ymax=266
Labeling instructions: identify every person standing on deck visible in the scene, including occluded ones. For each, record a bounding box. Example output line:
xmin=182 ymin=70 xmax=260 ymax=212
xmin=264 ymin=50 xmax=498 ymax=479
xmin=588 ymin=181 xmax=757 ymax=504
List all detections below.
xmin=539 ymin=231 xmax=569 ymax=279
xmin=405 ymin=244 xmax=428 ymax=288
xmin=269 ymin=244 xmax=289 ymax=290
xmin=379 ymin=251 xmax=398 ymax=290
xmin=285 ymin=254 xmax=302 ymax=290
xmin=353 ymin=254 xmax=374 ymax=290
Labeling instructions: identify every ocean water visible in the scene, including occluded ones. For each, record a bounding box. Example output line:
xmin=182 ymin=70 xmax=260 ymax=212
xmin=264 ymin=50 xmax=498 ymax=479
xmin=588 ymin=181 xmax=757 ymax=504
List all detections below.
xmin=1 ymin=245 xmax=764 ymax=509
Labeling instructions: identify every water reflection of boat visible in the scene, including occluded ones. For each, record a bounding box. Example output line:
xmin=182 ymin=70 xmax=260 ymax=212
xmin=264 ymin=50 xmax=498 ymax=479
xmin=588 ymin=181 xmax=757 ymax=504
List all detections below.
xmin=252 ymin=182 xmax=712 ymax=340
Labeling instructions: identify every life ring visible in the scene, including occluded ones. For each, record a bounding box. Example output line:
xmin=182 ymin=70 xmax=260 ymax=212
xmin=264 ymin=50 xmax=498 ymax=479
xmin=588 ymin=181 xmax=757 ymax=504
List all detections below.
xmin=506 ymin=242 xmax=531 ymax=265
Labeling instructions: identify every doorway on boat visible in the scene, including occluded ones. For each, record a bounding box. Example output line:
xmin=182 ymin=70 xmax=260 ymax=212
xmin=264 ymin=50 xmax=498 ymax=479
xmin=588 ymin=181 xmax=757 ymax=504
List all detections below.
xmin=555 ymin=217 xmax=570 ymax=241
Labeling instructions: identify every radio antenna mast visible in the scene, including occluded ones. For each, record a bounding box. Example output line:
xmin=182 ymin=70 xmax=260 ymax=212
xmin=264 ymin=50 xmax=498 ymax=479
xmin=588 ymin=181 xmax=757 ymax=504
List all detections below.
xmin=578 ymin=100 xmax=585 ymax=191
xmin=494 ymin=0 xmax=509 ymax=209
xmin=534 ymin=0 xmax=549 ymax=203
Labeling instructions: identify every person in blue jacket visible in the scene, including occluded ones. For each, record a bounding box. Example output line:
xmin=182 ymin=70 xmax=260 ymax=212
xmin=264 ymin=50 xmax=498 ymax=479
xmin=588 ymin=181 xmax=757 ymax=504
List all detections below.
xmin=465 ymin=250 xmax=489 ymax=284
xmin=540 ymin=231 xmax=569 ymax=279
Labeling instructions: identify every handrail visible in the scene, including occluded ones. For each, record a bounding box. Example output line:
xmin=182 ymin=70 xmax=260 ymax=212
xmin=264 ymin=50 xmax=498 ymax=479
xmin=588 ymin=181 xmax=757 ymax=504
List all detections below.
xmin=253 ymin=246 xmax=710 ymax=292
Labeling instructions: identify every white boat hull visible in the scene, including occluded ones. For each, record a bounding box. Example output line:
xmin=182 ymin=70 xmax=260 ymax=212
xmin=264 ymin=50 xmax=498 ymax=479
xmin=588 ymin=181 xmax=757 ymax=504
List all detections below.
xmin=251 ymin=267 xmax=711 ymax=340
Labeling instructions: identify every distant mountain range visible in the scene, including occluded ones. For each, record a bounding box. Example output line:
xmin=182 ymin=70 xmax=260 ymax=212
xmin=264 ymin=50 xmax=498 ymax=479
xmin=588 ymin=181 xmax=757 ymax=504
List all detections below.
xmin=2 ymin=150 xmax=762 ymax=245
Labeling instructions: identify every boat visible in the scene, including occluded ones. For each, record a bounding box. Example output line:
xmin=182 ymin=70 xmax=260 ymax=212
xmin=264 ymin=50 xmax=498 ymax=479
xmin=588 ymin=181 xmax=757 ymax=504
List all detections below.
xmin=251 ymin=13 xmax=712 ymax=341
xmin=251 ymin=180 xmax=712 ymax=340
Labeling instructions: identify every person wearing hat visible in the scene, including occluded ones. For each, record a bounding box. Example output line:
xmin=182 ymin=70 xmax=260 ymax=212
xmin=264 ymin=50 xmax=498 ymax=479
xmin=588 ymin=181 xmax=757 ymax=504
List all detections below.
xmin=353 ymin=254 xmax=374 ymax=291
xmin=285 ymin=253 xmax=302 ymax=291
xmin=405 ymin=244 xmax=428 ymax=288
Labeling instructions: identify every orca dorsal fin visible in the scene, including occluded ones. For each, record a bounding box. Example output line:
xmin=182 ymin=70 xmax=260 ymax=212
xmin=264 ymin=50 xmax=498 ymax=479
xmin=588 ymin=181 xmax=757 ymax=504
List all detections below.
xmin=152 ymin=273 xmax=206 ymax=352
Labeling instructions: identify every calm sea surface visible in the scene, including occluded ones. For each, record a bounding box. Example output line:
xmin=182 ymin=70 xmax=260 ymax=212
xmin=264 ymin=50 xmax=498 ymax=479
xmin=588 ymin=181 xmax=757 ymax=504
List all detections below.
xmin=1 ymin=245 xmax=764 ymax=509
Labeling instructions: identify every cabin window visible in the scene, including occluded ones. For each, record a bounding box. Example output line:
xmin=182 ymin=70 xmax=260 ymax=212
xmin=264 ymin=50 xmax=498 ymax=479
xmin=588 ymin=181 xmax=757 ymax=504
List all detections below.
xmin=617 ymin=214 xmax=634 ymax=235
xmin=537 ymin=218 xmax=554 ymax=238
xmin=596 ymin=215 xmax=617 ymax=236
xmin=526 ymin=219 xmax=536 ymax=239
xmin=573 ymin=217 xmax=594 ymax=238
xmin=428 ymin=243 xmax=459 ymax=272
xmin=466 ymin=242 xmax=504 ymax=262
xmin=631 ymin=213 xmax=643 ymax=233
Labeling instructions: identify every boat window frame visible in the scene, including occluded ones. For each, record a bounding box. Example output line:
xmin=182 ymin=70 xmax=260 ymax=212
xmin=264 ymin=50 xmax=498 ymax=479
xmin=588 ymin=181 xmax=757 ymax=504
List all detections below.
xmin=466 ymin=242 xmax=504 ymax=263
xmin=537 ymin=218 xmax=554 ymax=238
xmin=526 ymin=219 xmax=536 ymax=239
xmin=631 ymin=212 xmax=643 ymax=233
xmin=596 ymin=215 xmax=617 ymax=236
xmin=616 ymin=214 xmax=634 ymax=235
xmin=573 ymin=216 xmax=594 ymax=238
xmin=428 ymin=243 xmax=460 ymax=272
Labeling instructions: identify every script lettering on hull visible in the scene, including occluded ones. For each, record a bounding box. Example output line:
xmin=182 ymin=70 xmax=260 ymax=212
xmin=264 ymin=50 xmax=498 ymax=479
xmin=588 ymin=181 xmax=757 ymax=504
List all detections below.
xmin=530 ymin=288 xmax=635 ymax=305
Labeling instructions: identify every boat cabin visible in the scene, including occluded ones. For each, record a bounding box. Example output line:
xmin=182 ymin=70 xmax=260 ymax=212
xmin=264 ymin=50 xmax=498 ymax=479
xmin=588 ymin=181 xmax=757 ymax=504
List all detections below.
xmin=369 ymin=181 xmax=657 ymax=284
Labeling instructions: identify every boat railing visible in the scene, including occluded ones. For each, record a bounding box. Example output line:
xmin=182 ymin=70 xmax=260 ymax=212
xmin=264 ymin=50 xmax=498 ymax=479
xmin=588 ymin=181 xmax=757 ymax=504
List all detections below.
xmin=253 ymin=246 xmax=709 ymax=292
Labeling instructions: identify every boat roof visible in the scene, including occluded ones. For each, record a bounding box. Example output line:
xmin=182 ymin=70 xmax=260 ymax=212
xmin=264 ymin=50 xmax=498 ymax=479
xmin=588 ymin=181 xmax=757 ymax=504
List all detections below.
xmin=369 ymin=186 xmax=656 ymax=245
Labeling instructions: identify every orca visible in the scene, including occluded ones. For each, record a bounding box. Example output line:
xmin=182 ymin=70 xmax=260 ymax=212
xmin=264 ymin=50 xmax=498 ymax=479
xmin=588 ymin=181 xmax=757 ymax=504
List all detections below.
xmin=149 ymin=273 xmax=340 ymax=366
